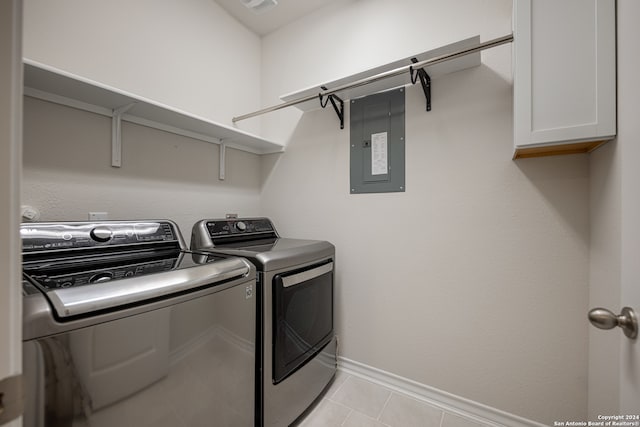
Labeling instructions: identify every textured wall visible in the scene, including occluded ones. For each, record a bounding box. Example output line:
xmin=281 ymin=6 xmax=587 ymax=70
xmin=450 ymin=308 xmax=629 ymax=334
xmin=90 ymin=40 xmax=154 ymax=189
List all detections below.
xmin=259 ymin=0 xmax=589 ymax=423
xmin=22 ymin=97 xmax=261 ymax=238
xmin=23 ymin=0 xmax=263 ymax=134
xmin=21 ymin=0 xmax=264 ymax=236
xmin=20 ymin=0 xmax=593 ymax=423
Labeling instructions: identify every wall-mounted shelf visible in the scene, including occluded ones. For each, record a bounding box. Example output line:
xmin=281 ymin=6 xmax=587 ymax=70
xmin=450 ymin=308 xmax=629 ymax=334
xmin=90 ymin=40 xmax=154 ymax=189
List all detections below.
xmin=232 ymin=35 xmax=513 ymax=129
xmin=279 ymin=35 xmax=482 ymax=113
xmin=23 ymin=59 xmax=284 ymax=179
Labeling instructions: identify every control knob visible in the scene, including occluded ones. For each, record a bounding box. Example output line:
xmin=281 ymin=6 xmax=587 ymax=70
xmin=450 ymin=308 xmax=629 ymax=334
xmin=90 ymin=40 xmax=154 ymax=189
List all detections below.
xmin=235 ymin=221 xmax=247 ymax=232
xmin=90 ymin=227 xmax=113 ymax=243
xmin=89 ymin=272 xmax=114 ymax=284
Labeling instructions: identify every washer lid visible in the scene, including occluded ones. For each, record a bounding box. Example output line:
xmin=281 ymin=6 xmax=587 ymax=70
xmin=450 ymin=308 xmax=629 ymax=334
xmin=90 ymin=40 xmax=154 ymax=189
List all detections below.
xmin=207 ymin=238 xmax=334 ymax=272
xmin=33 ymin=256 xmax=251 ymax=318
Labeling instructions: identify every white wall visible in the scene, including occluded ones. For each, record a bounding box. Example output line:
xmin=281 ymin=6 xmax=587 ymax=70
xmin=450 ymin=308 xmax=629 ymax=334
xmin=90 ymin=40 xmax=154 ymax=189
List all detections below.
xmin=258 ymin=0 xmax=512 ymax=143
xmin=22 ymin=96 xmax=261 ymax=236
xmin=21 ymin=0 xmax=263 ymax=235
xmin=20 ymin=0 xmax=595 ymax=423
xmin=259 ymin=0 xmax=589 ymax=423
xmin=23 ymin=0 xmax=262 ymax=134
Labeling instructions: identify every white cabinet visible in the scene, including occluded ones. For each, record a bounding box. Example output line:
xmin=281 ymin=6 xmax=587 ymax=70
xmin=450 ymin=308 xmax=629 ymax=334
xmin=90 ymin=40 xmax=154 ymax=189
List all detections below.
xmin=512 ymin=0 xmax=616 ymax=159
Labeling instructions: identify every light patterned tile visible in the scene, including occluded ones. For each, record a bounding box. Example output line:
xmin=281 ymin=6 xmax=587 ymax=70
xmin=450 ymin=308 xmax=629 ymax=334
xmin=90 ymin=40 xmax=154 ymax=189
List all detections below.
xmin=379 ymin=393 xmax=443 ymax=427
xmin=297 ymin=398 xmax=351 ymax=427
xmin=343 ymin=410 xmax=391 ymax=427
xmin=441 ymin=412 xmax=489 ymax=427
xmin=330 ymin=376 xmax=392 ymax=419
xmin=323 ymin=370 xmax=350 ymax=399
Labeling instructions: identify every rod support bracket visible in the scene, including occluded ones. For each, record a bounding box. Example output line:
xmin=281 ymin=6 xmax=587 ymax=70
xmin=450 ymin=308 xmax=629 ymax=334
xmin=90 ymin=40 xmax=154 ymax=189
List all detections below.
xmin=219 ymin=140 xmax=227 ymax=181
xmin=319 ymin=87 xmax=344 ymax=129
xmin=111 ymin=102 xmax=137 ymax=168
xmin=410 ymin=58 xmax=431 ymax=112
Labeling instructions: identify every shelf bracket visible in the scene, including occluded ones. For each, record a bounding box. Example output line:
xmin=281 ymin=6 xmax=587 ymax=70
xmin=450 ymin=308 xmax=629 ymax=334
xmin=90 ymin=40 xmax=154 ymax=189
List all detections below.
xmin=219 ymin=140 xmax=226 ymax=181
xmin=111 ymin=102 xmax=137 ymax=168
xmin=319 ymin=87 xmax=344 ymax=129
xmin=410 ymin=58 xmax=431 ymax=111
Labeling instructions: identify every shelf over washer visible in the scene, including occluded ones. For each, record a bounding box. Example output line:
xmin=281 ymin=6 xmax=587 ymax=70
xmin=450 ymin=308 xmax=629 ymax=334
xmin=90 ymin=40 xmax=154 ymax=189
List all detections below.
xmin=23 ymin=59 xmax=284 ymax=176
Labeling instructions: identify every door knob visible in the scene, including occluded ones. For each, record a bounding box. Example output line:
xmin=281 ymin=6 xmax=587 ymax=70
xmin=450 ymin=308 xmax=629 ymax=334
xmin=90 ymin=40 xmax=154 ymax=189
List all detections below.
xmin=588 ymin=306 xmax=638 ymax=339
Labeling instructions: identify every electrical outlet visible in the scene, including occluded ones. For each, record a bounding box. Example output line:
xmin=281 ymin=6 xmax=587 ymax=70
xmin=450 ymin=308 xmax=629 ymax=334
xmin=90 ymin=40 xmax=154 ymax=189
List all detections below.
xmin=88 ymin=212 xmax=108 ymax=221
xmin=21 ymin=205 xmax=40 ymax=222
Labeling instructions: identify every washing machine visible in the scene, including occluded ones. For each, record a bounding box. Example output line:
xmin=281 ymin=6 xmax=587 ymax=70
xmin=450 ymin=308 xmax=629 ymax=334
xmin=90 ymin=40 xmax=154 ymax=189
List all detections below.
xmin=21 ymin=220 xmax=256 ymax=426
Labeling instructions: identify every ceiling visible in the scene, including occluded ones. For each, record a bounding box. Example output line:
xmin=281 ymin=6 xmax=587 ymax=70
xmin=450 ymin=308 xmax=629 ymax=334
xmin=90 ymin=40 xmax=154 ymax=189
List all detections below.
xmin=214 ymin=0 xmax=339 ymax=36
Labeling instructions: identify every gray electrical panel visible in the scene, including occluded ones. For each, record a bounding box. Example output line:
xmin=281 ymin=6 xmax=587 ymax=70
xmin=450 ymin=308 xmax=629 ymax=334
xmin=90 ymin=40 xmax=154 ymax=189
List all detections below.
xmin=350 ymin=88 xmax=405 ymax=194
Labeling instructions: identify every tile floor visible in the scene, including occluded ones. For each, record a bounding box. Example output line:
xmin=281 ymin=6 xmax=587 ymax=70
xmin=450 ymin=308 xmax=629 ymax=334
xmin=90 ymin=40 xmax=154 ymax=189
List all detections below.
xmin=294 ymin=371 xmax=496 ymax=427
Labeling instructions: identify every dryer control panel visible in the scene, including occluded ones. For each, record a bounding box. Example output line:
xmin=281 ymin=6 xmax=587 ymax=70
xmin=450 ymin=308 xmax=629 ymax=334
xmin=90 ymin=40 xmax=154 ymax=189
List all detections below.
xmin=206 ymin=218 xmax=276 ymax=237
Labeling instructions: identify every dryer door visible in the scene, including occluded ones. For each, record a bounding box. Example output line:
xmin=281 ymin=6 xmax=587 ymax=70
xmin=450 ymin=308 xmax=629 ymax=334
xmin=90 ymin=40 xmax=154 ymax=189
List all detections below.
xmin=272 ymin=261 xmax=333 ymax=384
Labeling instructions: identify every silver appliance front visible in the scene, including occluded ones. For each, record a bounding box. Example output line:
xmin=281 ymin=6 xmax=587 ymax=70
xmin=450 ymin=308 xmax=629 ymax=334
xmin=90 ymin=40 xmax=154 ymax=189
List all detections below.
xmin=272 ymin=261 xmax=334 ymax=384
xmin=190 ymin=218 xmax=337 ymax=427
xmin=23 ymin=280 xmax=255 ymax=427
xmin=23 ymin=273 xmax=256 ymax=427
xmin=21 ymin=220 xmax=257 ymax=426
xmin=262 ymin=261 xmax=337 ymax=427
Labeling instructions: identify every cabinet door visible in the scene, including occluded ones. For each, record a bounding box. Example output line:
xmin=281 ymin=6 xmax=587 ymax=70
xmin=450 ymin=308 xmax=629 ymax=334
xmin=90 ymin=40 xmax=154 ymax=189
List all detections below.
xmin=513 ymin=0 xmax=616 ymax=159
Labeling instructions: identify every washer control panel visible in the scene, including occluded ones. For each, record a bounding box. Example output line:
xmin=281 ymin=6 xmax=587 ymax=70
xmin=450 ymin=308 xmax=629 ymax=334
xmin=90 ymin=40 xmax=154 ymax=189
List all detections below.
xmin=30 ymin=257 xmax=178 ymax=289
xmin=21 ymin=221 xmax=178 ymax=252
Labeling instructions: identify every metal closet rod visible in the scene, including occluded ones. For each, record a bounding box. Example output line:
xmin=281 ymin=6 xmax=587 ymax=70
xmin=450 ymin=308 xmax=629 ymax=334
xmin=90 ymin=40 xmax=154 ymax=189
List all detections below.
xmin=232 ymin=33 xmax=514 ymax=123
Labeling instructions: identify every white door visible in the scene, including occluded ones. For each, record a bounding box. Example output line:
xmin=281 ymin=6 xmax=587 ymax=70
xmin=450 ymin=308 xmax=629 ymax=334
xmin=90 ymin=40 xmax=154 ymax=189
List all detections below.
xmin=591 ymin=0 xmax=640 ymax=417
xmin=0 ymin=0 xmax=23 ymax=426
xmin=618 ymin=0 xmax=640 ymax=413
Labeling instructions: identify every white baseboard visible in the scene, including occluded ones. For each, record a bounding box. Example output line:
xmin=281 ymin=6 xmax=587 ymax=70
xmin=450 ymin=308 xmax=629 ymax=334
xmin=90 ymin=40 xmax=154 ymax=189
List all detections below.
xmin=337 ymin=357 xmax=547 ymax=427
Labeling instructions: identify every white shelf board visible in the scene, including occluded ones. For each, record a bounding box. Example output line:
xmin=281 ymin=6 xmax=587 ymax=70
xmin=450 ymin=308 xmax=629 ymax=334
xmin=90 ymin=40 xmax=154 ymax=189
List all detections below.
xmin=280 ymin=36 xmax=481 ymax=112
xmin=23 ymin=59 xmax=284 ymax=155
